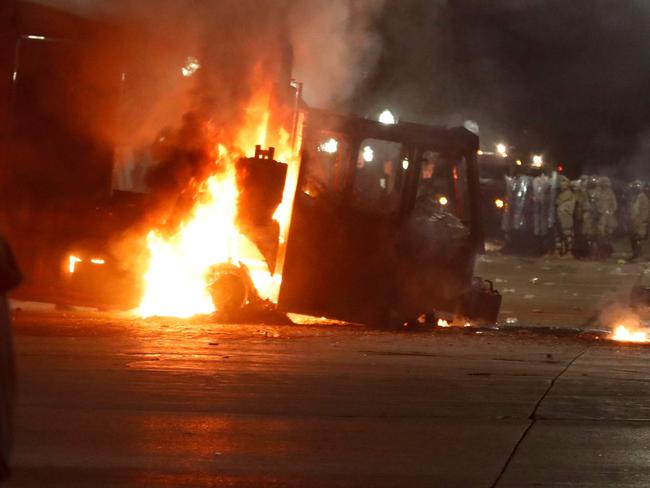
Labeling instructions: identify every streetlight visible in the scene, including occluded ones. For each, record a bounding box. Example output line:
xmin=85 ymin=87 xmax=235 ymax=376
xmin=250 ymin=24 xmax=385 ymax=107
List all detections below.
xmin=496 ymin=143 xmax=508 ymax=157
xmin=378 ymin=109 xmax=396 ymax=125
xmin=532 ymin=154 xmax=543 ymax=167
xmin=362 ymin=146 xmax=374 ymax=163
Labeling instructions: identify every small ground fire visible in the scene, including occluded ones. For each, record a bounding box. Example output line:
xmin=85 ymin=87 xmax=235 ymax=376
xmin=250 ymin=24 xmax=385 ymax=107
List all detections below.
xmin=610 ymin=324 xmax=649 ymax=343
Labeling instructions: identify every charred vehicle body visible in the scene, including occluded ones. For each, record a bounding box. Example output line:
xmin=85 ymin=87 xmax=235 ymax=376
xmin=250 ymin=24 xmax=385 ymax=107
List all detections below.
xmin=278 ymin=109 xmax=497 ymax=324
xmin=152 ymin=110 xmax=499 ymax=325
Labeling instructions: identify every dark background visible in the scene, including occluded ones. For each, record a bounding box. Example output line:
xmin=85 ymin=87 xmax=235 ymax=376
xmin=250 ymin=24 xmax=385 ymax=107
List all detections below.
xmin=354 ymin=0 xmax=650 ymax=177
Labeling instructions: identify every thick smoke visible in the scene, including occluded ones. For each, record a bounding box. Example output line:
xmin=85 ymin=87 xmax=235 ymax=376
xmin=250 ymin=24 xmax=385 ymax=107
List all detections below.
xmin=29 ymin=0 xmax=387 ymax=192
xmin=30 ymin=0 xmax=650 ymax=179
xmin=288 ymin=0 xmax=385 ymax=108
xmin=31 ymin=0 xmax=387 ymax=110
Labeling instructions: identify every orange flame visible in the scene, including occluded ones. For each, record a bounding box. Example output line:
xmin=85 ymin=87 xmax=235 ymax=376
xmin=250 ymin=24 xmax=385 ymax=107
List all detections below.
xmin=611 ymin=324 xmax=648 ymax=343
xmin=138 ymin=85 xmax=300 ymax=318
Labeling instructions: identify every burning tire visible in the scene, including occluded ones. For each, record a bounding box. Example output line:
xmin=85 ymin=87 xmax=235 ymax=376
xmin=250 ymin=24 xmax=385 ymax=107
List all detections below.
xmin=207 ymin=262 xmax=257 ymax=314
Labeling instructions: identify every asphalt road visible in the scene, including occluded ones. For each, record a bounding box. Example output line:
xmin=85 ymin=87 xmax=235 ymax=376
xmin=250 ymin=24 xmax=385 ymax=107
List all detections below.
xmin=1 ymin=308 xmax=649 ymax=487
xmin=3 ymin=253 xmax=650 ymax=487
xmin=476 ymin=253 xmax=647 ymax=328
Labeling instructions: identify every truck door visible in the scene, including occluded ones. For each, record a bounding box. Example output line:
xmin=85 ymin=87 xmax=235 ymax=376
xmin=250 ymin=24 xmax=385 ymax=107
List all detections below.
xmin=278 ymin=124 xmax=409 ymax=323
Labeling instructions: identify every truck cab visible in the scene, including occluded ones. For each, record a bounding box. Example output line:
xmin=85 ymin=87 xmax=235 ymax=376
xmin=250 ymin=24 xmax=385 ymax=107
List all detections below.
xmin=278 ymin=109 xmax=489 ymax=324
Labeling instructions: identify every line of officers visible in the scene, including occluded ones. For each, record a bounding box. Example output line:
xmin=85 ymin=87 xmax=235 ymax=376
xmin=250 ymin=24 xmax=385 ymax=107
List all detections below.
xmin=502 ymin=174 xmax=650 ymax=260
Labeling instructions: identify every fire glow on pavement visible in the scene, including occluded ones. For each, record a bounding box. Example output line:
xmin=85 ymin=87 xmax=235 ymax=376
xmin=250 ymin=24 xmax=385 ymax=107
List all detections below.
xmin=610 ymin=324 xmax=648 ymax=343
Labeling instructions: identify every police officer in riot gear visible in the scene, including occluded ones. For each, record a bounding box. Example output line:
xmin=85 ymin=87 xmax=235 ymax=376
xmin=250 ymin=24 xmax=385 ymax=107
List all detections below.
xmin=595 ymin=177 xmax=617 ymax=258
xmin=574 ymin=176 xmax=596 ymax=258
xmin=555 ymin=175 xmax=576 ymax=256
xmin=588 ymin=176 xmax=602 ymax=257
xmin=627 ymin=180 xmax=649 ymax=261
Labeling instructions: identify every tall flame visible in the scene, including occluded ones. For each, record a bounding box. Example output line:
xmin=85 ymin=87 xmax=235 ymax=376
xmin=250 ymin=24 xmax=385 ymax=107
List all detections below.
xmin=138 ymin=85 xmax=300 ymax=318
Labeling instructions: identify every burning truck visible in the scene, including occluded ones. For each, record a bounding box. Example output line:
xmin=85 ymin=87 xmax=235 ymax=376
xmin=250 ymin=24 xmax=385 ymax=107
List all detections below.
xmin=0 ymin=1 xmax=500 ymax=325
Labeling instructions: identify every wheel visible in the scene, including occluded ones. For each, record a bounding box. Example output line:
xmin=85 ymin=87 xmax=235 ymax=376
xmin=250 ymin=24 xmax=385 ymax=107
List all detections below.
xmin=207 ymin=263 xmax=253 ymax=314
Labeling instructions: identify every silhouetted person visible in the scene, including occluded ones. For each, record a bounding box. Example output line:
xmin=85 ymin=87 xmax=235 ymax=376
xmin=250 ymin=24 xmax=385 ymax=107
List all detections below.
xmin=0 ymin=235 xmax=21 ymax=480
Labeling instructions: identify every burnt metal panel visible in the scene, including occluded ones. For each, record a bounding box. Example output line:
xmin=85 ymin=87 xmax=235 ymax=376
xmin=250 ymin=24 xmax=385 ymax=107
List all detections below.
xmin=278 ymin=108 xmax=482 ymax=323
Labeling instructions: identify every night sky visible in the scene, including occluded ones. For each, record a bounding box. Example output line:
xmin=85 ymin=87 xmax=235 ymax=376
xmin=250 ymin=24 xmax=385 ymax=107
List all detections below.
xmin=356 ymin=0 xmax=650 ymax=178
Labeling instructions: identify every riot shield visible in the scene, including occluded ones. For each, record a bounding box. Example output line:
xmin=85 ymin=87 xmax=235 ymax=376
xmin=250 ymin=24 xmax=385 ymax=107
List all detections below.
xmin=512 ymin=176 xmax=532 ymax=231
xmin=533 ymin=175 xmax=550 ymax=236
xmin=547 ymin=171 xmax=558 ymax=230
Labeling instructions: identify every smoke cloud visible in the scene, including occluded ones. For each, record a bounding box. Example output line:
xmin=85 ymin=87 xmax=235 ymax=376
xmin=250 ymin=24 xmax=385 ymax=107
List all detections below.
xmin=26 ymin=0 xmax=387 ymax=192
xmin=30 ymin=0 xmax=386 ymax=110
xmin=288 ymin=0 xmax=385 ymax=108
xmin=25 ymin=0 xmax=650 ymax=177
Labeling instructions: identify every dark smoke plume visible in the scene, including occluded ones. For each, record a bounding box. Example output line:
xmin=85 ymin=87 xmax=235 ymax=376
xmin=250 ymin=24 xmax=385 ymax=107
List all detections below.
xmin=24 ymin=0 xmax=385 ymax=233
xmin=31 ymin=0 xmax=386 ymax=118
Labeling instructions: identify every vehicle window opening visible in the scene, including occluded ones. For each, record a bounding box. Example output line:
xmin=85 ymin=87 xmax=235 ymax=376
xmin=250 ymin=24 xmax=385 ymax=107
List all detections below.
xmin=416 ymin=150 xmax=470 ymax=222
xmin=352 ymin=138 xmax=405 ymax=215
xmin=300 ymin=132 xmax=350 ymax=198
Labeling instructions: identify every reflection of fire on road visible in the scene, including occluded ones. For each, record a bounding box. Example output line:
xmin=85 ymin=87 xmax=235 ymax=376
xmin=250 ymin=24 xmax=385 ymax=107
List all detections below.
xmin=611 ymin=324 xmax=648 ymax=343
xmin=138 ymin=86 xmax=299 ymax=318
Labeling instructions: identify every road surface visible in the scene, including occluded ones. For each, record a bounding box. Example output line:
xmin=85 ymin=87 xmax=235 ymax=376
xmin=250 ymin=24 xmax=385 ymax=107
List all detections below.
xmin=3 ymin=253 xmax=650 ymax=487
